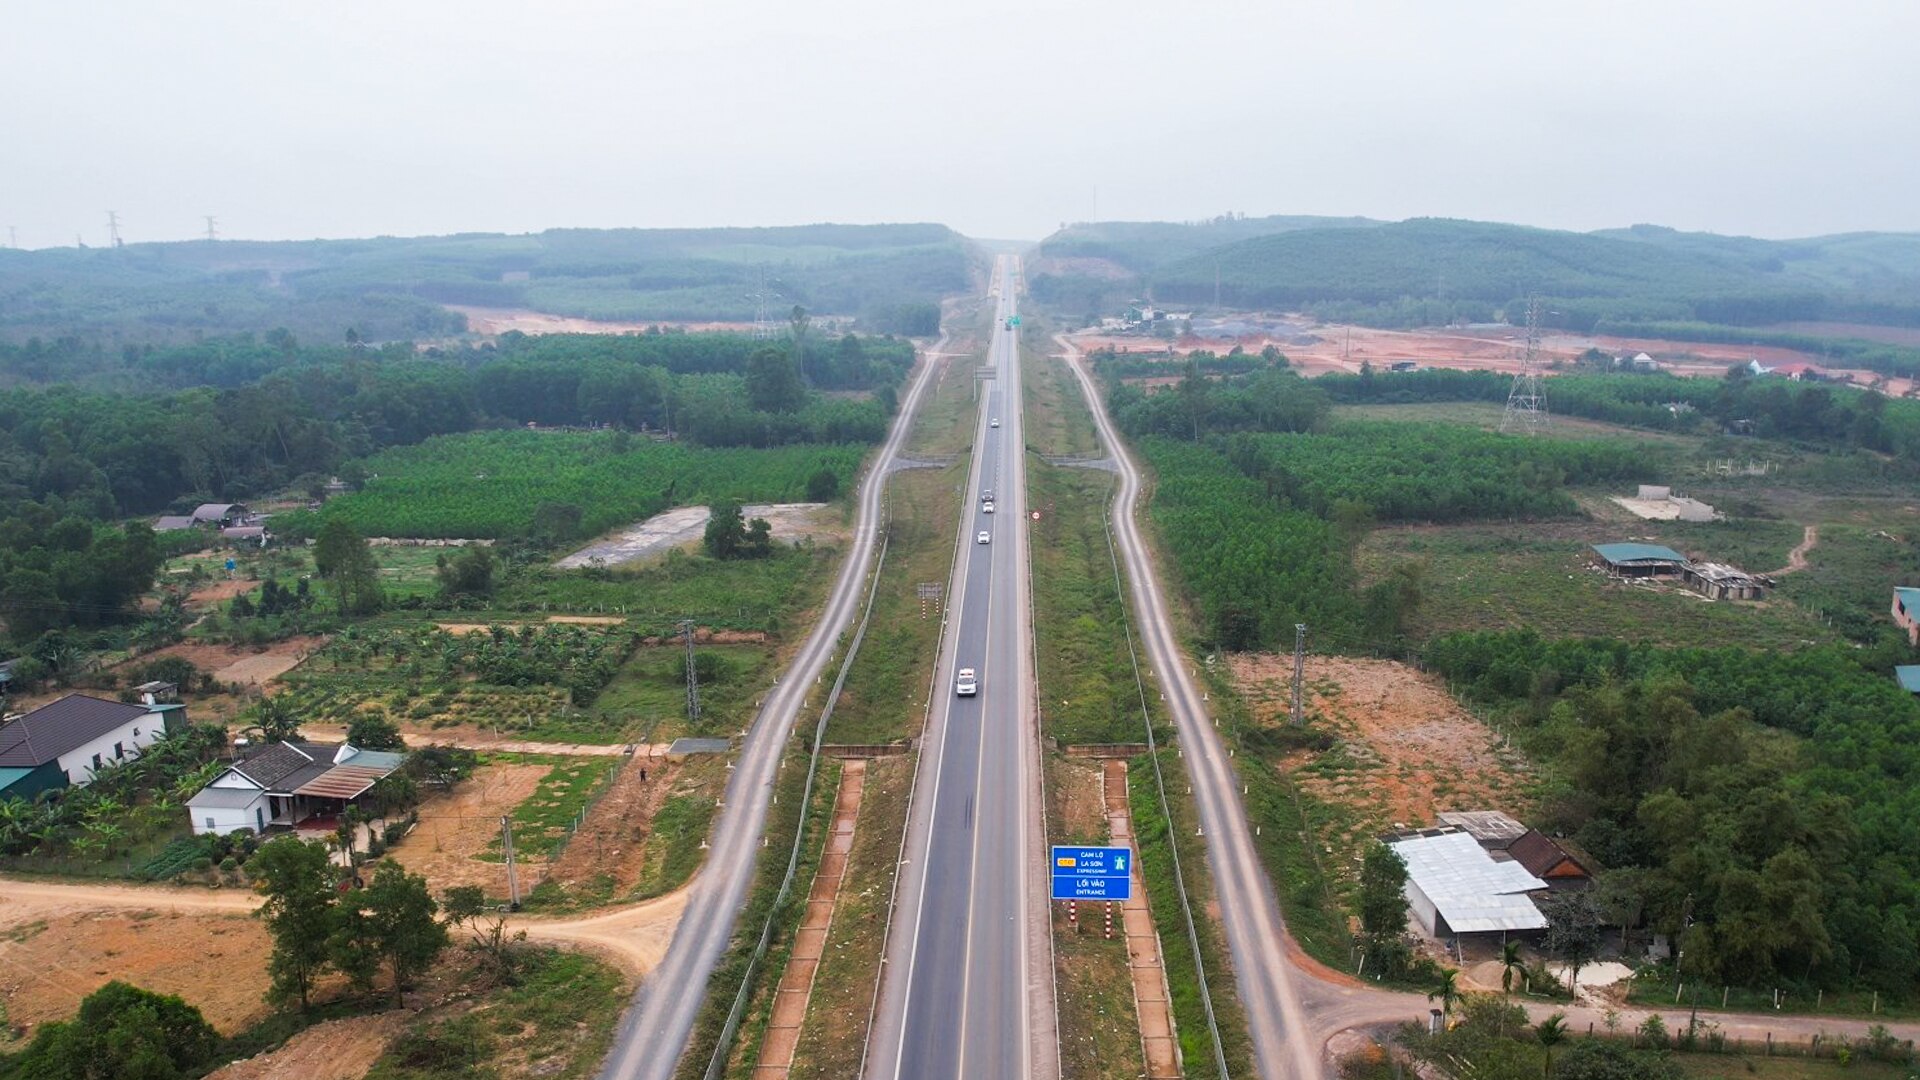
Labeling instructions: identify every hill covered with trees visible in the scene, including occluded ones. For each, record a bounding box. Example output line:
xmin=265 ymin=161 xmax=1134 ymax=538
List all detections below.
xmin=1030 ymin=215 xmax=1920 ymax=342
xmin=0 ymin=223 xmax=976 ymax=345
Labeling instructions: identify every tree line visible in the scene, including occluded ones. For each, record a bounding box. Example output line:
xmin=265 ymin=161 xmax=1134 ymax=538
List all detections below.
xmin=1427 ymin=630 xmax=1920 ymax=999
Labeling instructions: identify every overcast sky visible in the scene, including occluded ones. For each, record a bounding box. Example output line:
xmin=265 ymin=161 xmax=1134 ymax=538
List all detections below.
xmin=6 ymin=1 xmax=1918 ymax=248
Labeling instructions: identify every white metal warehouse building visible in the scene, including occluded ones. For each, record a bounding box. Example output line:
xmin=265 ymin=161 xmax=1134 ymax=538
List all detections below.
xmin=1389 ymin=829 xmax=1549 ymax=938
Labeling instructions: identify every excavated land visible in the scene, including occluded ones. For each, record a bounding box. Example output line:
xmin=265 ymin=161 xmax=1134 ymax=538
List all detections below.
xmin=1232 ymin=654 xmax=1532 ymax=833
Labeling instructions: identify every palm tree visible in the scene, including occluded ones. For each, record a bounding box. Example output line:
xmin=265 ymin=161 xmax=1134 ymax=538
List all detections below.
xmin=1429 ymin=967 xmax=1462 ymax=1029
xmin=1502 ymin=939 xmax=1529 ymax=998
xmin=1536 ymin=1013 xmax=1568 ymax=1079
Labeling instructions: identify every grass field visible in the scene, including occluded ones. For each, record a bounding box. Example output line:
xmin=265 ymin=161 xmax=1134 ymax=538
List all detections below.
xmin=593 ymin=643 xmax=775 ymax=744
xmin=294 ymin=430 xmax=866 ymax=540
xmin=1021 ymin=316 xmax=1102 ymax=458
xmin=484 ymin=753 xmax=621 ymax=859
xmin=1356 ymin=518 xmax=1834 ymax=650
xmin=631 ymin=760 xmax=726 ymax=900
xmin=495 ymin=542 xmax=836 ymax=636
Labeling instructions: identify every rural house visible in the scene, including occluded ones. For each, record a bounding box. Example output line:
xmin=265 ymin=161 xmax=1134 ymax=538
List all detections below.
xmin=1435 ymin=810 xmax=1528 ymax=850
xmin=187 ymin=740 xmax=406 ymax=836
xmin=190 ymin=503 xmax=249 ymax=527
xmin=152 ymin=515 xmax=197 ymax=532
xmin=0 ymin=694 xmax=187 ymax=799
xmin=1592 ymin=542 xmax=1687 ymax=579
xmin=1387 ymin=828 xmax=1548 ymax=941
xmin=1893 ymin=587 xmax=1920 ymax=646
xmin=1506 ymin=830 xmax=1596 ymax=891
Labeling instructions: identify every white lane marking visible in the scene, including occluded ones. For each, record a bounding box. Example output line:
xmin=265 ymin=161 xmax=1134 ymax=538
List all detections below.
xmin=955 ymin=276 xmax=1013 ymax=1078
xmin=887 ymin=279 xmax=1005 ymax=1080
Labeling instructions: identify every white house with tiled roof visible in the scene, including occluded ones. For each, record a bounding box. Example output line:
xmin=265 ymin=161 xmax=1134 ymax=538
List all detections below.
xmin=187 ymin=740 xmax=406 ymax=836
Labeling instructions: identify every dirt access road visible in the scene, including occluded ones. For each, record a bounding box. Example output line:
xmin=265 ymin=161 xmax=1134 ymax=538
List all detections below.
xmin=0 ymin=875 xmax=688 ymax=982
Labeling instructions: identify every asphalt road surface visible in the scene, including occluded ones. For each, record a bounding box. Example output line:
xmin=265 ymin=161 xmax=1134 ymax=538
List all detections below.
xmin=1062 ymin=333 xmax=1327 ymax=1079
xmin=594 ymin=324 xmax=946 ymax=1080
xmin=867 ymin=257 xmax=1057 ymax=1080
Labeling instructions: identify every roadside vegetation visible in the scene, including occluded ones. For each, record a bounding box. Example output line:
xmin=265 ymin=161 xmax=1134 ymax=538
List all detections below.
xmin=1087 ymin=339 xmax=1920 ymax=1016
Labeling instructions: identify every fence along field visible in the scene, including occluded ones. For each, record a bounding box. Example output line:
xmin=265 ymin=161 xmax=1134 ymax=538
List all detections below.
xmin=289 ymin=430 xmax=865 ymax=539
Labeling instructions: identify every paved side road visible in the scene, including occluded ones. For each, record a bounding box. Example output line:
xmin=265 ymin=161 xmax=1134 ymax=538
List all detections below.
xmin=1061 ymin=330 xmax=1920 ymax=1074
xmin=595 ymin=330 xmax=948 ymax=1080
xmin=1060 ymin=334 xmax=1324 ymax=1078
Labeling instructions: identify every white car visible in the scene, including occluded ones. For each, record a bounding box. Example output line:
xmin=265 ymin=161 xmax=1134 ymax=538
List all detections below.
xmin=983 ymin=501 xmax=995 ymax=514
xmin=956 ymin=667 xmax=977 ymax=696
xmin=990 ymin=418 xmax=1000 ymax=428
xmin=977 ymin=530 xmax=991 ymax=544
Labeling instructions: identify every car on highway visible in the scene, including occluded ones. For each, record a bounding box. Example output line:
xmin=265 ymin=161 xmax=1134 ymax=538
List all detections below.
xmin=981 ymin=490 xmax=993 ymax=503
xmin=990 ymin=418 xmax=999 ymax=428
xmin=955 ymin=667 xmax=977 ymax=696
xmin=976 ymin=530 xmax=990 ymax=544
xmin=983 ymin=501 xmax=994 ymax=514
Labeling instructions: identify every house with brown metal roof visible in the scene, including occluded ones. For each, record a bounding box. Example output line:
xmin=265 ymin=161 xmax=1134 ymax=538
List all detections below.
xmin=1507 ymin=829 xmax=1596 ymax=890
xmin=186 ymin=740 xmax=406 ymax=836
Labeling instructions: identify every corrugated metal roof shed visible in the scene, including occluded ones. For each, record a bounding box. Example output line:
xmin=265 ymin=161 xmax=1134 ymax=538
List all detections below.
xmin=1897 ymin=587 xmax=1920 ymax=612
xmin=1390 ymin=830 xmax=1548 ymax=934
xmin=1897 ymin=666 xmax=1920 ymax=694
xmin=1436 ymin=810 xmax=1529 ymax=848
xmin=293 ymin=764 xmax=391 ymax=799
xmin=1592 ymin=542 xmax=1685 ymax=565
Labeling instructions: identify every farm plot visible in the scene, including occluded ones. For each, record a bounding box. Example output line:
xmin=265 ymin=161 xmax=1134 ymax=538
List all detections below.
xmin=286 ymin=430 xmax=865 ymax=539
xmin=276 ymin=622 xmax=643 ymax=744
xmin=0 ymin=909 xmax=271 ymax=1046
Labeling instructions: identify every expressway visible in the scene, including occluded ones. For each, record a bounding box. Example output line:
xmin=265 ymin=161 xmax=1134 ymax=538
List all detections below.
xmin=594 ymin=319 xmax=947 ymax=1080
xmin=865 ymin=256 xmax=1057 ymax=1080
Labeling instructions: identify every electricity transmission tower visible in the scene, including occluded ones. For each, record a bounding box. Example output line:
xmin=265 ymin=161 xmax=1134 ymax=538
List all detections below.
xmin=106 ymin=210 xmax=122 ymax=248
xmin=747 ymin=268 xmax=781 ymax=340
xmin=204 ymin=216 xmax=218 ymax=242
xmin=679 ymin=619 xmax=702 ymax=723
xmin=1500 ymin=297 xmax=1550 ymax=434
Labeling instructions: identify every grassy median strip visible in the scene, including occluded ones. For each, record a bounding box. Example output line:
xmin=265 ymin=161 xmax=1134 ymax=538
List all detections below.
xmin=824 ymin=463 xmax=964 ymax=744
xmin=789 ymin=753 xmax=913 ymax=1080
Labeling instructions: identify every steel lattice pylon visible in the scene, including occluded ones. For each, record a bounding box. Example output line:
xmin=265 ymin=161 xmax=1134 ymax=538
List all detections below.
xmin=1501 ymin=296 xmax=1550 ymax=434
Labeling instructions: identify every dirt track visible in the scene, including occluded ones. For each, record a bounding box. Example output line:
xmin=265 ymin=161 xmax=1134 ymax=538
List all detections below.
xmin=1766 ymin=524 xmax=1820 ymax=576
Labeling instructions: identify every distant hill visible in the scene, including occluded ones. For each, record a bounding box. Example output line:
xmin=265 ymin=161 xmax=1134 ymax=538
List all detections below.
xmin=1029 ymin=215 xmax=1920 ymax=334
xmin=0 ymin=223 xmax=979 ymax=344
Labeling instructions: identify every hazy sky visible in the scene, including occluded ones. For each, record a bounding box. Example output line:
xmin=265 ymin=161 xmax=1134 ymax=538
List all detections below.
xmin=7 ymin=1 xmax=1919 ymax=248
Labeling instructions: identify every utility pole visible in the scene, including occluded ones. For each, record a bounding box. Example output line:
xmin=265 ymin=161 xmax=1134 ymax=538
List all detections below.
xmin=1500 ymin=296 xmax=1549 ymax=434
xmin=680 ymin=619 xmax=701 ymax=723
xmin=106 ymin=210 xmax=121 ymax=248
xmin=1290 ymin=624 xmax=1307 ymax=725
xmin=5 ymin=226 xmax=14 ymax=249
xmin=204 ymin=215 xmax=218 ymax=242
xmin=501 ymin=814 xmax=521 ymax=909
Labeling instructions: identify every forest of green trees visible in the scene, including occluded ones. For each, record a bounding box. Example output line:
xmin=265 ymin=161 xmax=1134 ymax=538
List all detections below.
xmin=1032 ymin=216 xmax=1920 ymax=353
xmin=1428 ymin=630 xmax=1920 ymax=997
xmin=0 ymin=329 xmax=911 ymax=646
xmin=1322 ymin=365 xmax=1920 ymax=461
xmin=1108 ymin=358 xmax=1659 ymax=649
xmin=0 ymin=223 xmax=974 ymax=343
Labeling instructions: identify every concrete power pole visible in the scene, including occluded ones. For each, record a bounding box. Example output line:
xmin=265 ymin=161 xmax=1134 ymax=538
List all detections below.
xmin=1290 ymin=624 xmax=1307 ymax=725
xmin=501 ymin=814 xmax=521 ymax=909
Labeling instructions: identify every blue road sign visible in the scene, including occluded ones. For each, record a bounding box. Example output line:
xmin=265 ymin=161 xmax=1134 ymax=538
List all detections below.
xmin=1050 ymin=844 xmax=1133 ymax=902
